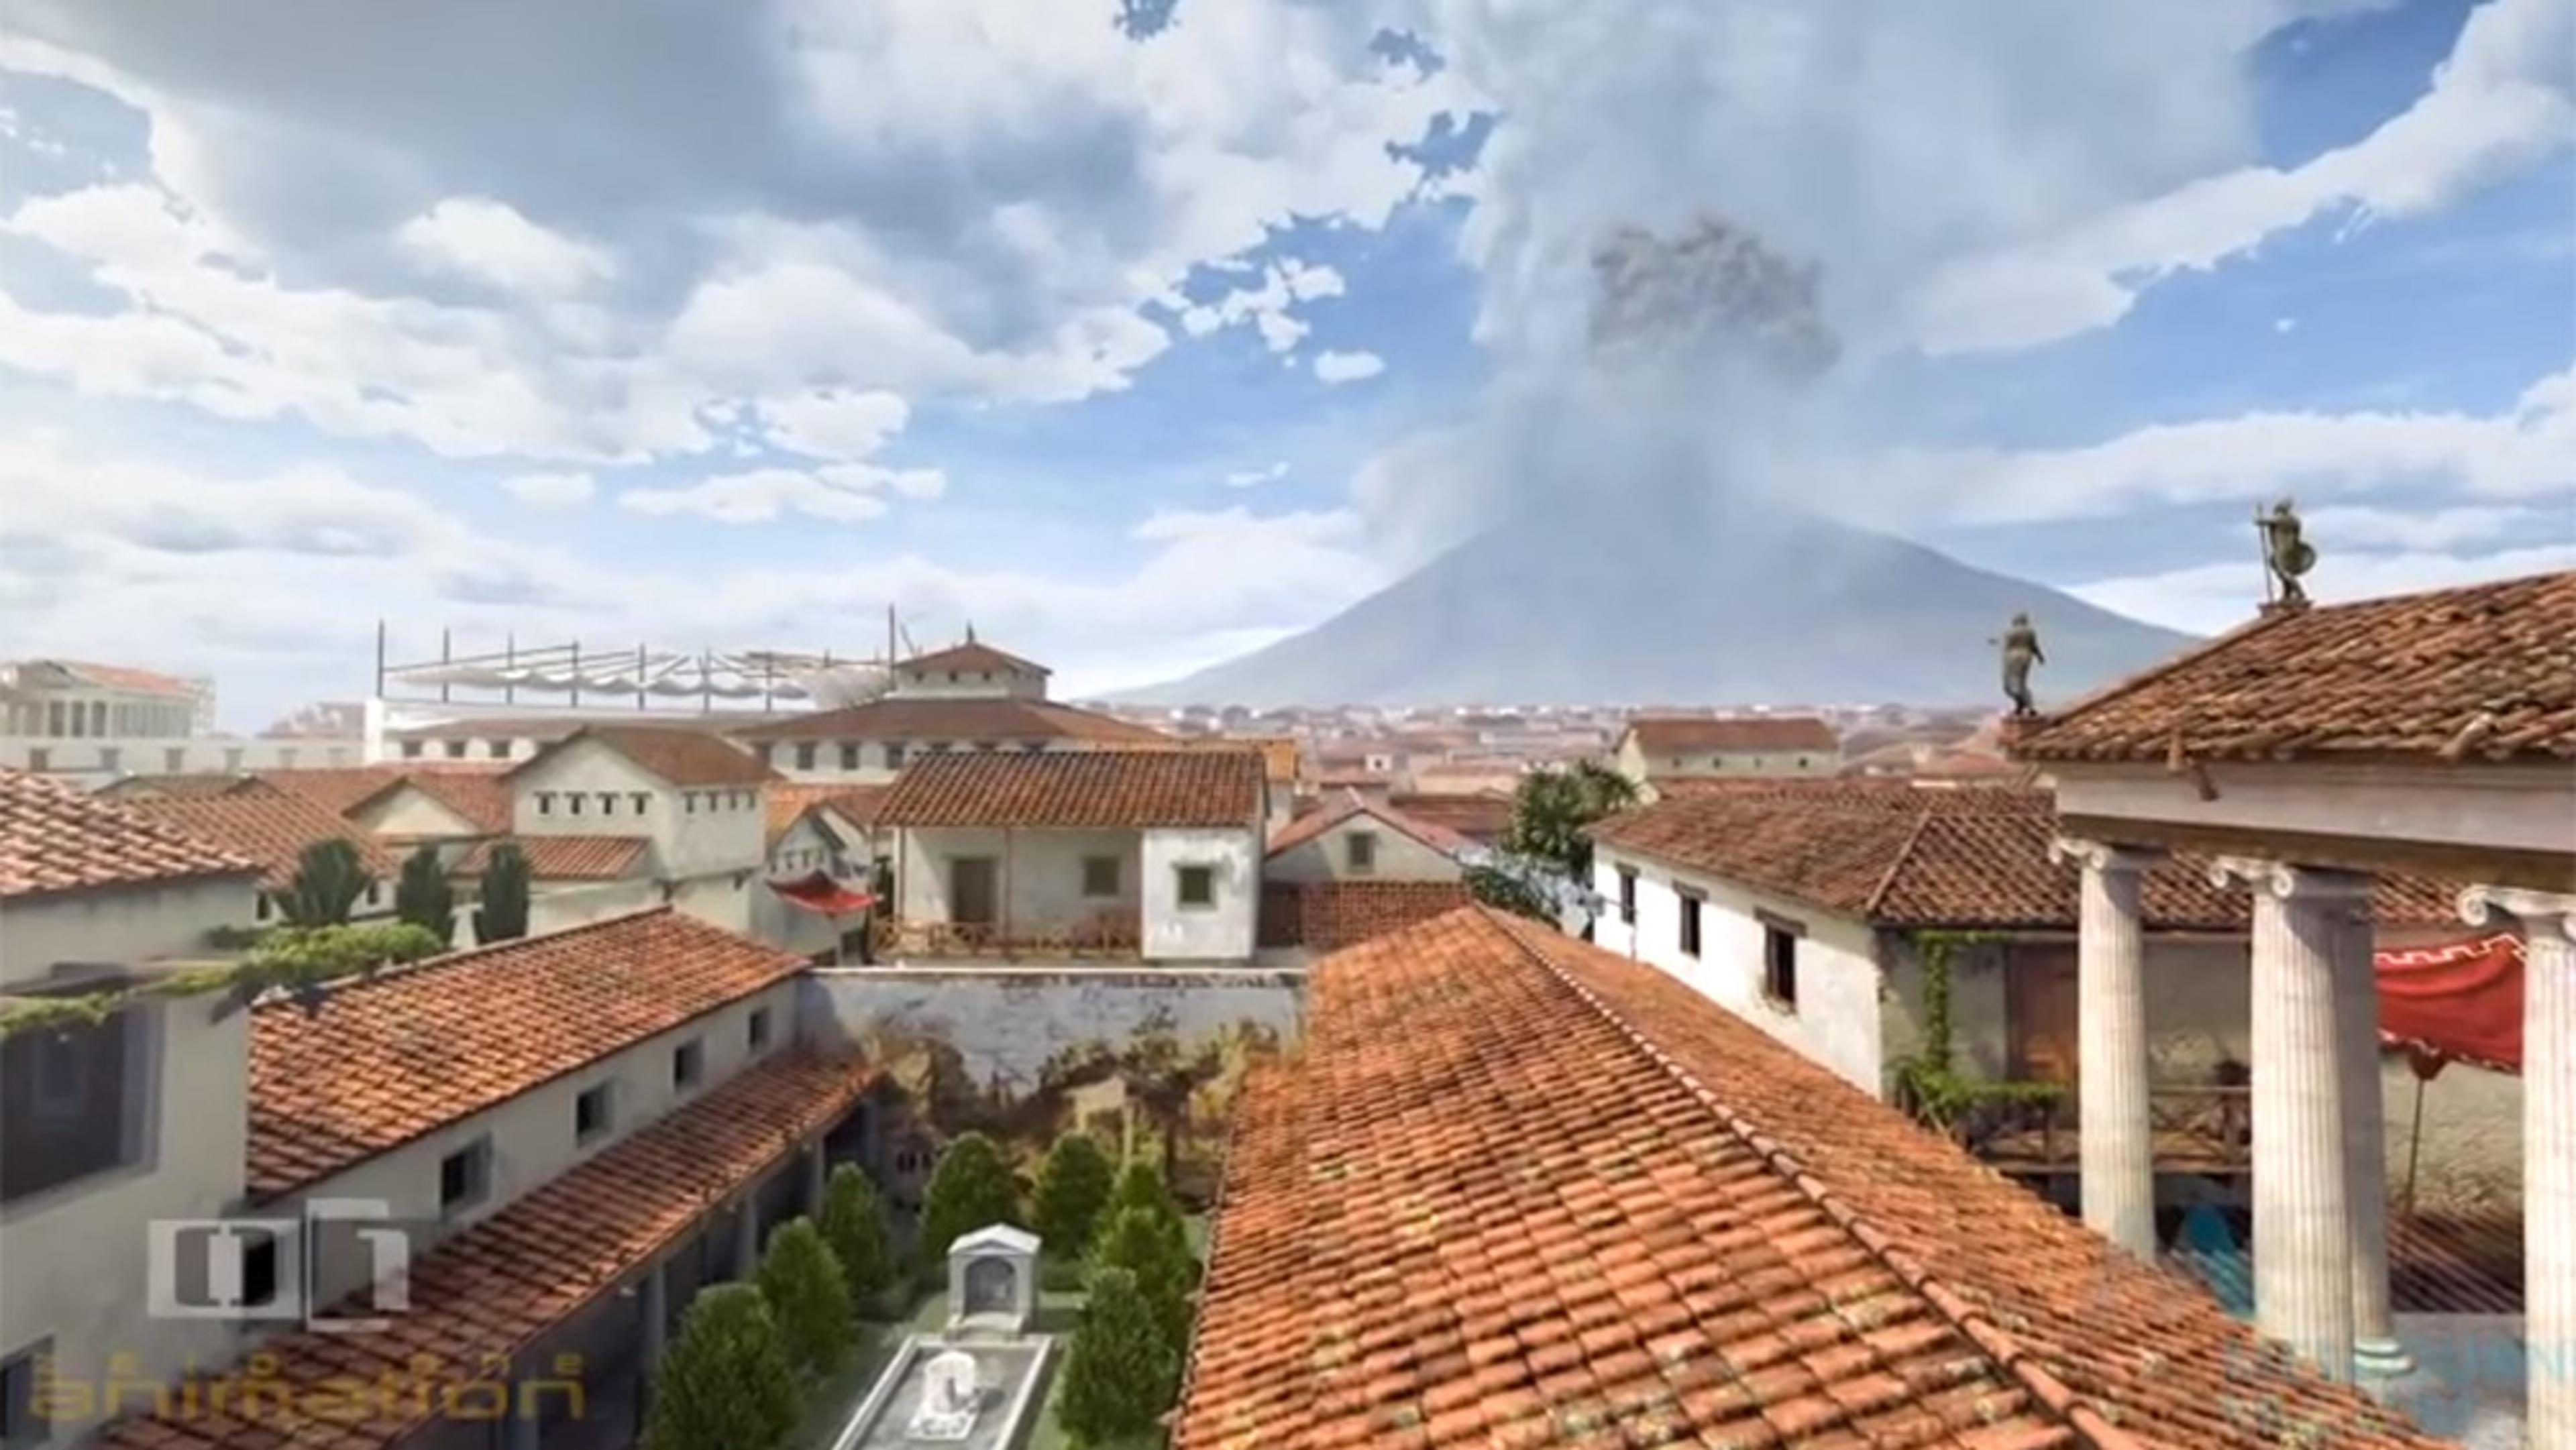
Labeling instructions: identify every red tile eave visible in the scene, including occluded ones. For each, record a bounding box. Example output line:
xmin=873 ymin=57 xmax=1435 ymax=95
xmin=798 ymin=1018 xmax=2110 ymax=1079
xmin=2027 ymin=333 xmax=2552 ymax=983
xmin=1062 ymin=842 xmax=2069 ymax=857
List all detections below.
xmin=95 ymin=1052 xmax=875 ymax=1450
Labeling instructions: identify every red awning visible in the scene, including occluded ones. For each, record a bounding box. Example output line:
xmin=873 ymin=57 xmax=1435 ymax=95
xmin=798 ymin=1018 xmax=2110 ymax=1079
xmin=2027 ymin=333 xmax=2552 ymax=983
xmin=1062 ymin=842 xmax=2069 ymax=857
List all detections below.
xmin=2377 ymin=932 xmax=2523 ymax=1076
xmin=768 ymin=871 xmax=876 ymax=915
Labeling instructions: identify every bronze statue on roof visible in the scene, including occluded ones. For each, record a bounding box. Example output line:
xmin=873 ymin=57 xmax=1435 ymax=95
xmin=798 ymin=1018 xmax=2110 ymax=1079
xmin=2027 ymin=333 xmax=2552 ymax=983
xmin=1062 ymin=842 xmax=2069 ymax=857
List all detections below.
xmin=2259 ymin=498 xmax=2316 ymax=608
xmin=1995 ymin=612 xmax=2045 ymax=718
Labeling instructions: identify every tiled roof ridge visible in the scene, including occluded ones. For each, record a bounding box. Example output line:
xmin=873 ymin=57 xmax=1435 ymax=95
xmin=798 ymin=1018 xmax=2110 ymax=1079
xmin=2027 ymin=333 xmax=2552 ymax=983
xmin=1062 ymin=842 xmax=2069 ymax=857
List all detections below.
xmin=1501 ymin=911 xmax=2149 ymax=1450
xmin=1858 ymin=798 xmax=1937 ymax=919
xmin=248 ymin=903 xmax=677 ymax=1016
xmin=1167 ymin=1054 xmax=1275 ymax=1444
xmin=2010 ymin=608 xmax=2290 ymax=752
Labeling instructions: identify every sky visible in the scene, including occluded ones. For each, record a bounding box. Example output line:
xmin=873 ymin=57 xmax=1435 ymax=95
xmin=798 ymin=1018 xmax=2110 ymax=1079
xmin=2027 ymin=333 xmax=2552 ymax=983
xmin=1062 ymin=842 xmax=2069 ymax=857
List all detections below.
xmin=0 ymin=0 xmax=2569 ymax=728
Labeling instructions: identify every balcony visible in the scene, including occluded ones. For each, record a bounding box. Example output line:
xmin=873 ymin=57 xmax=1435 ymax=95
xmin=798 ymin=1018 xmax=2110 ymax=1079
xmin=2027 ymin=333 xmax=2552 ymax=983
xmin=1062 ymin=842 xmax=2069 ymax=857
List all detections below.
xmin=1959 ymin=1083 xmax=2253 ymax=1178
xmin=885 ymin=910 xmax=1143 ymax=962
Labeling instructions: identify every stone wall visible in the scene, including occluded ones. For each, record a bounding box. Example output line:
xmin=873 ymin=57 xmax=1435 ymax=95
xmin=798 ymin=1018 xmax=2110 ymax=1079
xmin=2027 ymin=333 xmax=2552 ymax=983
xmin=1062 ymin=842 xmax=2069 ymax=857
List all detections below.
xmin=1258 ymin=880 xmax=1471 ymax=952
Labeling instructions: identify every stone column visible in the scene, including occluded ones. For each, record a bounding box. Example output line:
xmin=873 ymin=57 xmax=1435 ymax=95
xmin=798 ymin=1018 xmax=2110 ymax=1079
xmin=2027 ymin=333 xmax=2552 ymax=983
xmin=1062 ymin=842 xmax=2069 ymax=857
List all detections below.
xmin=734 ymin=1194 xmax=762 ymax=1278
xmin=806 ymin=1138 xmax=830 ymax=1217
xmin=2328 ymin=889 xmax=2409 ymax=1377
xmin=2054 ymin=837 xmax=2160 ymax=1260
xmin=637 ymin=1260 xmax=667 ymax=1429
xmin=2214 ymin=856 xmax=2363 ymax=1382
xmin=2461 ymin=885 xmax=2576 ymax=1448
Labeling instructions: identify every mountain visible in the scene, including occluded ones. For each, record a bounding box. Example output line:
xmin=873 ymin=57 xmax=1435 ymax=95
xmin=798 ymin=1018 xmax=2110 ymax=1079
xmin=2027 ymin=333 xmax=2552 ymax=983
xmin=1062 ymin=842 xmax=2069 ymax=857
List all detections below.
xmin=1122 ymin=494 xmax=2196 ymax=707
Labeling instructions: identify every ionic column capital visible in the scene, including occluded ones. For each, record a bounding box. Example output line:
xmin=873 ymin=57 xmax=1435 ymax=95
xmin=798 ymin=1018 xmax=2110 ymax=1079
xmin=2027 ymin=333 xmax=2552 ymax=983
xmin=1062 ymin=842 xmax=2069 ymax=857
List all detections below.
xmin=2050 ymin=836 xmax=2165 ymax=874
xmin=2457 ymin=885 xmax=2576 ymax=944
xmin=2206 ymin=855 xmax=2373 ymax=903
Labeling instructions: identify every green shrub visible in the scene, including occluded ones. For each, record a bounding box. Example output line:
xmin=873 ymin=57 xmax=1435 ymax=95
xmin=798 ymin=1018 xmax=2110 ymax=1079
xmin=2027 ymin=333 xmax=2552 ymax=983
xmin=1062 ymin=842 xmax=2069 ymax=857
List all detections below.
xmin=1088 ymin=1205 xmax=1193 ymax=1351
xmin=1032 ymin=1132 xmax=1117 ymax=1260
xmin=474 ymin=843 xmax=531 ymax=944
xmin=393 ymin=844 xmax=456 ymax=943
xmin=816 ymin=1164 xmax=898 ymax=1316
xmin=916 ymin=1133 xmax=1021 ymax=1276
xmin=754 ymin=1217 xmax=853 ymax=1380
xmin=1055 ymin=1266 xmax=1180 ymax=1449
xmin=278 ymin=838 xmax=375 ymax=927
xmin=641 ymin=1283 xmax=800 ymax=1450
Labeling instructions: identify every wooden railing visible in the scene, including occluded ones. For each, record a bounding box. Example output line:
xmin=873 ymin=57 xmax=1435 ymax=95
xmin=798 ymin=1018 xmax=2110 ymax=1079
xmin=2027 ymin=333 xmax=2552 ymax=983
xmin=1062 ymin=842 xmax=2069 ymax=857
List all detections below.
xmin=1968 ymin=1084 xmax=2252 ymax=1175
xmin=890 ymin=913 xmax=1143 ymax=960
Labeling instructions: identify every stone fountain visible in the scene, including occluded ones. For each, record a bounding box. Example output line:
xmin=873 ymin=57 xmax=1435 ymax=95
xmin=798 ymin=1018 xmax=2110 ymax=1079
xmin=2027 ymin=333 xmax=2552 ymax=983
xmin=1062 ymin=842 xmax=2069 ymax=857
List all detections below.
xmin=827 ymin=1223 xmax=1055 ymax=1450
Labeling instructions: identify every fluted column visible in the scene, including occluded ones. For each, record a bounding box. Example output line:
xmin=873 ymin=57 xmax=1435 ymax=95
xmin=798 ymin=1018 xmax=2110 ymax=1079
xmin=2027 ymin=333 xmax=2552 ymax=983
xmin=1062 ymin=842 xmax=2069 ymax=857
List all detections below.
xmin=2215 ymin=856 xmax=2363 ymax=1382
xmin=2328 ymin=888 xmax=2408 ymax=1377
xmin=2461 ymin=885 xmax=2576 ymax=1449
xmin=2054 ymin=837 xmax=2160 ymax=1259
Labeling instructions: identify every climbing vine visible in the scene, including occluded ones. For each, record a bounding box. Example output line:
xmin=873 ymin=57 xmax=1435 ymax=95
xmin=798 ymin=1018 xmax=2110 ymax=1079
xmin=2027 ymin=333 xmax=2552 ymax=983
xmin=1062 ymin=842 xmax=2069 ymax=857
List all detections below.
xmin=0 ymin=922 xmax=445 ymax=1040
xmin=1890 ymin=929 xmax=2064 ymax=1136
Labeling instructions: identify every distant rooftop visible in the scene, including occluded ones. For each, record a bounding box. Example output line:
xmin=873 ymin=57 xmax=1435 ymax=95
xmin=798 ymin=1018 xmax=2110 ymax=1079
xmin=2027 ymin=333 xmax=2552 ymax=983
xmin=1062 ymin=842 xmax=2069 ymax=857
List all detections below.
xmin=0 ymin=768 xmax=257 ymax=902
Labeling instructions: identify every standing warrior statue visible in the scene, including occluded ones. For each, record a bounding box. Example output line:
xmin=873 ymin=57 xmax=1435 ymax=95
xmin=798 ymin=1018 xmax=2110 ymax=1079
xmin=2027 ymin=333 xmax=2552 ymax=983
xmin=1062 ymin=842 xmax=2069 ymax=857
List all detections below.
xmin=2257 ymin=498 xmax=2316 ymax=608
xmin=1995 ymin=612 xmax=2045 ymax=718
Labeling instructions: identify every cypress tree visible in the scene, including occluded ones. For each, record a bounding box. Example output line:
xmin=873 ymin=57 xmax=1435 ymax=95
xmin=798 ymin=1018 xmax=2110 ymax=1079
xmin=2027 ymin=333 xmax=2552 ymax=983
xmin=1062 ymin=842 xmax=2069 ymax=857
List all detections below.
xmin=816 ymin=1164 xmax=896 ymax=1316
xmin=473 ymin=842 xmax=532 ymax=944
xmin=392 ymin=843 xmax=456 ymax=944
xmin=1032 ymin=1132 xmax=1117 ymax=1260
xmin=1055 ymin=1266 xmax=1180 ymax=1449
xmin=916 ymin=1132 xmax=1021 ymax=1276
xmin=641 ymin=1283 xmax=800 ymax=1450
xmin=755 ymin=1217 xmax=854 ymax=1380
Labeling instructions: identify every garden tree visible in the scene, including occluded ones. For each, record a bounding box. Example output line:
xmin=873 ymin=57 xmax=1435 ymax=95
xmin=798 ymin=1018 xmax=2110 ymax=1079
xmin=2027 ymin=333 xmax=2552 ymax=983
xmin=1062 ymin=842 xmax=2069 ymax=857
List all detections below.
xmin=473 ymin=843 xmax=532 ymax=944
xmin=916 ymin=1132 xmax=1020 ymax=1276
xmin=1500 ymin=761 xmax=1638 ymax=887
xmin=640 ymin=1283 xmax=800 ymax=1450
xmin=392 ymin=844 xmax=455 ymax=943
xmin=278 ymin=838 xmax=375 ymax=928
xmin=754 ymin=1217 xmax=854 ymax=1380
xmin=1105 ymin=1160 xmax=1194 ymax=1285
xmin=1088 ymin=1205 xmax=1193 ymax=1349
xmin=1055 ymin=1266 xmax=1181 ymax=1449
xmin=817 ymin=1164 xmax=896 ymax=1315
xmin=1031 ymin=1133 xmax=1117 ymax=1260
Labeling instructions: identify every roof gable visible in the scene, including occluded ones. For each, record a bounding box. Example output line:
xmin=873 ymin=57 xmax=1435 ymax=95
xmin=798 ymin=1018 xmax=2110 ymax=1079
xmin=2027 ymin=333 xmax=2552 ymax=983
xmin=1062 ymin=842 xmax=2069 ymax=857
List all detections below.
xmin=1265 ymin=792 xmax=1470 ymax=858
xmin=506 ymin=724 xmax=777 ymax=789
xmin=897 ymin=639 xmax=1051 ymax=677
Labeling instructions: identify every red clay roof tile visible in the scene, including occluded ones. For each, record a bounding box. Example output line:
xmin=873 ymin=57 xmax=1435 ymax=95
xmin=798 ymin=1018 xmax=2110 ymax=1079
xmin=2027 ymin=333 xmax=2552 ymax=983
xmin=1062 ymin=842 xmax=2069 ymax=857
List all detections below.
xmin=730 ymin=695 xmax=1169 ymax=744
xmin=506 ymin=724 xmax=778 ymax=788
xmin=454 ymin=834 xmax=651 ymax=881
xmin=0 ymin=768 xmax=258 ymax=901
xmin=877 ymin=748 xmax=1264 ymax=829
xmin=1625 ymin=716 xmax=1841 ymax=755
xmin=127 ymin=791 xmax=403 ymax=893
xmin=896 ymin=639 xmax=1052 ymax=675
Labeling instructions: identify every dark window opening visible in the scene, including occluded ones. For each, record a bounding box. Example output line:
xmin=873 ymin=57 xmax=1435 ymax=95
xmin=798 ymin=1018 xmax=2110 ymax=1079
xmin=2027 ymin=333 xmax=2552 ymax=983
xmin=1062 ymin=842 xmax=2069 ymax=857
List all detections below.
xmin=1 ymin=1011 xmax=141 ymax=1205
xmin=839 ymin=743 xmax=861 ymax=770
xmin=795 ymin=743 xmax=818 ymax=770
xmin=576 ymin=1083 xmax=613 ymax=1144
xmin=438 ymin=1139 xmax=491 ymax=1215
xmin=1617 ymin=868 xmax=1638 ymax=925
xmin=674 ymin=1040 xmax=704 ymax=1091
xmin=1081 ymin=856 xmax=1120 ymax=898
xmin=1 ymin=1341 xmax=52 ymax=1448
xmin=749 ymin=1007 xmax=773 ymax=1052
xmin=1175 ymin=865 xmax=1215 ymax=908
xmin=1763 ymin=925 xmax=1801 ymax=1009
xmin=1678 ymin=893 xmax=1703 ymax=958
xmin=239 ymin=1232 xmax=282 ymax=1310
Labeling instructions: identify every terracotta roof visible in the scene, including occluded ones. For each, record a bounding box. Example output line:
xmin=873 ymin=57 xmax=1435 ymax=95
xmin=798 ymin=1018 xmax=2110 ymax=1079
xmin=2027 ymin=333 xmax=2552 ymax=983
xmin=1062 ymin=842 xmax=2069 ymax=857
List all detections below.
xmin=729 ymin=694 xmax=1169 ymax=744
xmin=2013 ymin=570 xmax=2576 ymax=764
xmin=1625 ymin=714 xmax=1841 ymax=755
xmin=1266 ymin=791 xmax=1472 ymax=858
xmin=1591 ymin=781 xmax=2455 ymax=930
xmin=0 ymin=769 xmax=258 ymax=901
xmin=506 ymin=723 xmax=778 ymax=788
xmin=1386 ymin=790 xmax=1515 ymax=842
xmin=896 ymin=638 xmax=1053 ymax=676
xmin=1145 ymin=734 xmax=1302 ymax=784
xmin=29 ymin=658 xmax=202 ymax=697
xmin=246 ymin=907 xmax=804 ymax=1198
xmin=1176 ymin=907 xmax=2447 ymax=1449
xmin=97 ymin=1049 xmax=872 ymax=1450
xmin=346 ymin=768 xmax=515 ymax=834
xmin=877 ymin=748 xmax=1265 ymax=829
xmin=454 ymin=834 xmax=652 ymax=881
xmin=93 ymin=771 xmax=258 ymax=801
xmin=251 ymin=765 xmax=420 ymax=816
xmin=128 ymin=790 xmax=403 ymax=893
xmin=767 ymin=782 xmax=889 ymax=846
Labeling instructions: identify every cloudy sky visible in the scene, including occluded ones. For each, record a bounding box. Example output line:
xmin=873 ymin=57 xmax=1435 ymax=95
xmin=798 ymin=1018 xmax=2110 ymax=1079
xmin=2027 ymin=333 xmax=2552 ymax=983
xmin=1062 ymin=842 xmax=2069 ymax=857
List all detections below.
xmin=1 ymin=0 xmax=2569 ymax=726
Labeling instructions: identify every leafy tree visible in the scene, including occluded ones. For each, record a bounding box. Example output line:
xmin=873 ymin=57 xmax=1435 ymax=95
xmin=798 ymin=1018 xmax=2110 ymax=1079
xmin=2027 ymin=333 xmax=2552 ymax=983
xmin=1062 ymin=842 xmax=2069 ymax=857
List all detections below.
xmin=916 ymin=1132 xmax=1021 ymax=1277
xmin=278 ymin=838 xmax=375 ymax=928
xmin=1463 ymin=862 xmax=1554 ymax=922
xmin=817 ymin=1164 xmax=897 ymax=1315
xmin=392 ymin=844 xmax=455 ymax=943
xmin=473 ymin=843 xmax=532 ymax=944
xmin=1089 ymin=1205 xmax=1193 ymax=1350
xmin=1055 ymin=1266 xmax=1181 ymax=1449
xmin=1500 ymin=761 xmax=1638 ymax=885
xmin=641 ymin=1283 xmax=800 ymax=1450
xmin=754 ymin=1217 xmax=854 ymax=1380
xmin=1032 ymin=1133 xmax=1118 ymax=1260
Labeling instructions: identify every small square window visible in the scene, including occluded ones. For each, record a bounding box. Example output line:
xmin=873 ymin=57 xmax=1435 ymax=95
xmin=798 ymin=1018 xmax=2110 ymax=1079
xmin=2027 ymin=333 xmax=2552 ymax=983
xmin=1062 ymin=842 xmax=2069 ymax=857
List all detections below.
xmin=400 ymin=739 xmax=425 ymax=759
xmin=1345 ymin=831 xmax=1378 ymax=874
xmin=974 ymin=740 xmax=997 ymax=752
xmin=438 ymin=1139 xmax=492 ymax=1216
xmin=164 ymin=746 xmax=188 ymax=772
xmin=673 ymin=1040 xmax=704 ymax=1091
xmin=885 ymin=743 xmax=908 ymax=769
xmin=488 ymin=740 xmax=511 ymax=759
xmin=239 ymin=1231 xmax=282 ymax=1310
xmin=795 ymin=742 xmax=818 ymax=770
xmin=23 ymin=748 xmax=46 ymax=773
xmin=839 ymin=742 xmax=861 ymax=770
xmin=1678 ymin=893 xmax=1703 ymax=958
xmin=575 ymin=1083 xmax=614 ymax=1144
xmin=2 ymin=1339 xmax=53 ymax=1448
xmin=1081 ymin=856 xmax=1120 ymax=898
xmin=1175 ymin=864 xmax=1215 ymax=908
xmin=749 ymin=1007 xmax=773 ymax=1052
xmin=444 ymin=740 xmax=468 ymax=759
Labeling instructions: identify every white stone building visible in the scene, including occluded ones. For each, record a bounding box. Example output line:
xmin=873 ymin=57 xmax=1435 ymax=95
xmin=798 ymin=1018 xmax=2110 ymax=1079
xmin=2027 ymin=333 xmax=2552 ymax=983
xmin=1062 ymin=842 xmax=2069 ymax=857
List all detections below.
xmin=1264 ymin=792 xmax=1472 ymax=885
xmin=500 ymin=725 xmax=778 ymax=937
xmin=877 ymin=748 xmax=1268 ymax=962
xmin=0 ymin=661 xmax=360 ymax=788
xmin=1610 ymin=714 xmax=1841 ymax=797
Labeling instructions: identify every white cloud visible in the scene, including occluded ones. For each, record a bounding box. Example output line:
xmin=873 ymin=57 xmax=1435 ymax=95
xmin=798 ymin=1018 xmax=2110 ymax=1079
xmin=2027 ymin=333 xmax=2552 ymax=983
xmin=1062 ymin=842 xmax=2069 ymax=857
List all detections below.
xmin=1178 ymin=260 xmax=1348 ymax=355
xmin=2273 ymin=316 xmax=2297 ymax=334
xmin=1224 ymin=461 xmax=1289 ymax=488
xmin=501 ymin=471 xmax=596 ymax=508
xmin=616 ymin=463 xmax=941 ymax=524
xmin=1907 ymin=0 xmax=2575 ymax=353
xmin=756 ymin=388 xmax=912 ymax=461
xmin=2072 ymin=541 xmax=2576 ymax=635
xmin=1313 ymin=349 xmax=1386 ymax=384
xmin=2298 ymin=503 xmax=2548 ymax=550
xmin=395 ymin=197 xmax=612 ymax=295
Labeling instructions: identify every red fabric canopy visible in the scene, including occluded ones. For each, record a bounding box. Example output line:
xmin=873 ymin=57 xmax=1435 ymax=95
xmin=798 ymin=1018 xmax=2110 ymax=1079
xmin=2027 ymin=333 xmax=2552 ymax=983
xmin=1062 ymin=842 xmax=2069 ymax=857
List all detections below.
xmin=768 ymin=871 xmax=876 ymax=915
xmin=2377 ymin=932 xmax=2523 ymax=1076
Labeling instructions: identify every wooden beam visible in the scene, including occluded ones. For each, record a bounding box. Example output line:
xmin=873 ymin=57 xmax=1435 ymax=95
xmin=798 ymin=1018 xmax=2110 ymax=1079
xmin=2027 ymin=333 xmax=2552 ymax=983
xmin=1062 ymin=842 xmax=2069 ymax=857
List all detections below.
xmin=2059 ymin=813 xmax=2576 ymax=894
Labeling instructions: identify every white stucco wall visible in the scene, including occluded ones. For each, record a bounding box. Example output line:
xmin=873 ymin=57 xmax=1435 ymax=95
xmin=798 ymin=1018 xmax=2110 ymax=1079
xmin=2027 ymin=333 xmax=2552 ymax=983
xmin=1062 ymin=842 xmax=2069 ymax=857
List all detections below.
xmin=887 ymin=667 xmax=1044 ymax=701
xmin=2051 ymin=759 xmax=2575 ymax=862
xmin=511 ymin=737 xmax=765 ymax=881
xmin=348 ymin=787 xmax=481 ymax=842
xmin=762 ymin=737 xmax=1081 ymax=785
xmin=1265 ymin=818 xmax=1460 ymax=885
xmin=894 ymin=828 xmax=1144 ymax=936
xmin=669 ymin=874 xmax=753 ymax=935
xmin=0 ymin=996 xmax=251 ymax=1448
xmin=521 ymin=878 xmax=664 ymax=942
xmin=1592 ymin=848 xmax=1887 ymax=1095
xmin=0 ymin=736 xmax=360 ymax=790
xmin=1141 ymin=828 xmax=1258 ymax=962
xmin=0 ymin=877 xmax=263 ymax=987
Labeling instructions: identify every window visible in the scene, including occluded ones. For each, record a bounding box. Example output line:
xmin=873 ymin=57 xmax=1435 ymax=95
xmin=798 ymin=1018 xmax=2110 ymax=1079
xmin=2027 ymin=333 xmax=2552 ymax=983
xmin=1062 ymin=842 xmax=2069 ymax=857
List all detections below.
xmin=749 ymin=1007 xmax=773 ymax=1052
xmin=1344 ymin=831 xmax=1379 ymax=875
xmin=946 ymin=670 xmax=959 ymax=683
xmin=839 ymin=742 xmax=861 ymax=770
xmin=237 ymin=1231 xmax=281 ymax=1311
xmin=3 ymin=1339 xmax=52 ymax=1448
xmin=1081 ymin=855 xmax=1120 ymax=898
xmin=885 ymin=743 xmax=908 ymax=769
xmin=1678 ymin=891 xmax=1703 ymax=958
xmin=22 ymin=748 xmax=44 ymax=773
xmin=0 ymin=997 xmax=148 ymax=1205
xmin=631 ymin=793 xmax=650 ymax=815
xmin=164 ymin=746 xmax=186 ymax=771
xmin=685 ymin=792 xmax=697 ymax=814
xmin=1617 ymin=868 xmax=1638 ymax=926
xmin=1021 ymin=741 xmax=1046 ymax=753
xmin=575 ymin=1083 xmax=614 ymax=1144
xmin=1175 ymin=864 xmax=1215 ymax=909
xmin=255 ymin=892 xmax=273 ymax=922
xmin=443 ymin=739 xmax=468 ymax=759
xmin=1796 ymin=756 xmax=1810 ymax=769
xmin=97 ymin=746 xmax=121 ymax=773
xmin=761 ymin=743 xmax=780 ymax=767
xmin=973 ymin=740 xmax=998 ymax=752
xmin=488 ymin=739 xmax=511 ymax=759
xmin=363 ymin=883 xmax=380 ymax=908
xmin=400 ymin=738 xmax=425 ymax=759
xmin=276 ymin=747 xmax=299 ymax=768
xmin=599 ymin=793 xmax=617 ymax=816
xmin=89 ymin=702 xmax=106 ymax=736
xmin=222 ymin=746 xmax=244 ymax=771
xmin=673 ymin=1039 xmax=704 ymax=1091
xmin=437 ymin=1138 xmax=492 ymax=1216
xmin=537 ymin=791 xmax=555 ymax=816
xmin=1762 ymin=921 xmax=1802 ymax=1010
xmin=568 ymin=793 xmax=585 ymax=816
xmin=44 ymin=701 xmax=63 ymax=737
